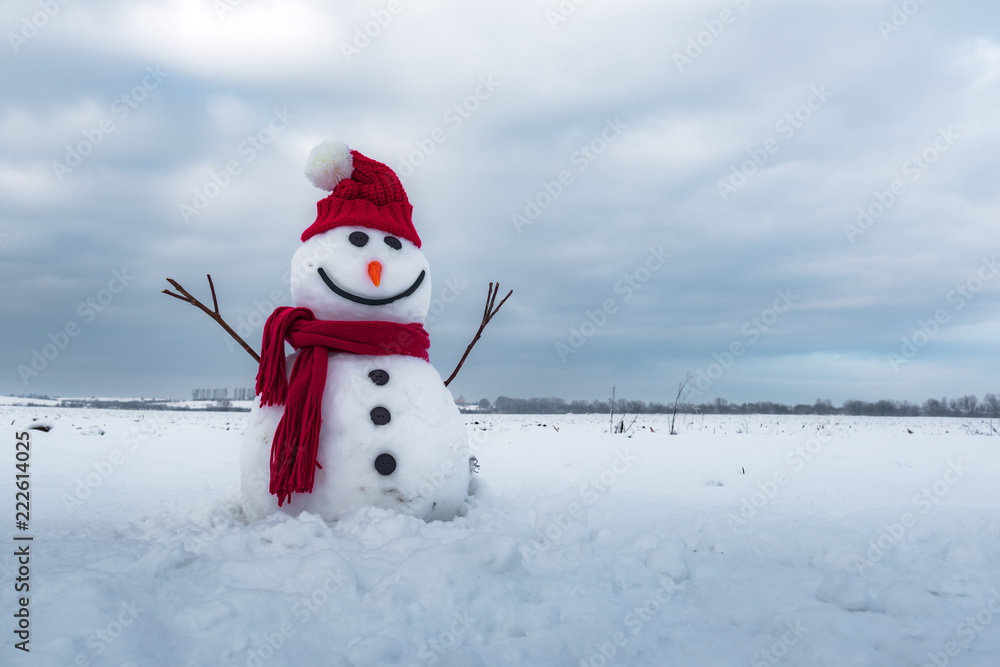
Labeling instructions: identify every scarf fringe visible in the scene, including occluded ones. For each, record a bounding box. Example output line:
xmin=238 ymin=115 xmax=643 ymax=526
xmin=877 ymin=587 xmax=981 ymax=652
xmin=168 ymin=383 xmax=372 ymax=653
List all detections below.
xmin=257 ymin=308 xmax=314 ymax=406
xmin=268 ymin=346 xmax=326 ymax=506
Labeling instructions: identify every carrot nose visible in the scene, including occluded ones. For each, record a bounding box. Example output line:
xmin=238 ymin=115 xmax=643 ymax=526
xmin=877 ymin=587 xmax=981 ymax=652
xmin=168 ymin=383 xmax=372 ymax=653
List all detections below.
xmin=368 ymin=261 xmax=382 ymax=287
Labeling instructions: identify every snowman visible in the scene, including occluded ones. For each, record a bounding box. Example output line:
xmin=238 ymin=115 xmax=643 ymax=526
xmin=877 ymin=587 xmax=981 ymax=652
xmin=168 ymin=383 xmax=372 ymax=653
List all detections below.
xmin=240 ymin=141 xmax=472 ymax=523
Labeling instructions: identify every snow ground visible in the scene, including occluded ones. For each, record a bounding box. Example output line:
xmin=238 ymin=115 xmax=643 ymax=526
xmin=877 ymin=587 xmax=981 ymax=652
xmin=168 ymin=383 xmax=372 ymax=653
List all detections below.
xmin=2 ymin=408 xmax=999 ymax=666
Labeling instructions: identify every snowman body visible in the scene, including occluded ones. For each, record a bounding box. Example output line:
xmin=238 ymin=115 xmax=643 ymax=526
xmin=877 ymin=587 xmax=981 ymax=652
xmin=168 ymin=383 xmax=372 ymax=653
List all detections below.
xmin=241 ymin=219 xmax=472 ymax=522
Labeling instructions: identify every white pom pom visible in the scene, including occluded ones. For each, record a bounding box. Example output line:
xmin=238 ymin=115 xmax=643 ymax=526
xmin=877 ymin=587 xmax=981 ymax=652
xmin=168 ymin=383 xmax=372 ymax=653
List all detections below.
xmin=304 ymin=140 xmax=353 ymax=191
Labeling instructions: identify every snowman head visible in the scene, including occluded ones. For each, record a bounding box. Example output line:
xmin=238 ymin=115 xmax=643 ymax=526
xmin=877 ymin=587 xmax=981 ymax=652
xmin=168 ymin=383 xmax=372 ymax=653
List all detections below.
xmin=290 ymin=142 xmax=432 ymax=323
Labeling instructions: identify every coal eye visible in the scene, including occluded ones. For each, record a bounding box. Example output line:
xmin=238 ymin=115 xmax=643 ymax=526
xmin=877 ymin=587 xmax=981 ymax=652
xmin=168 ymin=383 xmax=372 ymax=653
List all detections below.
xmin=383 ymin=236 xmax=402 ymax=250
xmin=349 ymin=232 xmax=369 ymax=247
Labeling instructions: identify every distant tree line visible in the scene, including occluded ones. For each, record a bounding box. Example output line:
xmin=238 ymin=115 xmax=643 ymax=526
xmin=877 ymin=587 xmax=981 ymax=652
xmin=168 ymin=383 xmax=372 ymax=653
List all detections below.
xmin=59 ymin=398 xmax=248 ymax=412
xmin=477 ymin=394 xmax=1000 ymax=418
xmin=7 ymin=397 xmax=250 ymax=412
xmin=191 ymin=387 xmax=255 ymax=401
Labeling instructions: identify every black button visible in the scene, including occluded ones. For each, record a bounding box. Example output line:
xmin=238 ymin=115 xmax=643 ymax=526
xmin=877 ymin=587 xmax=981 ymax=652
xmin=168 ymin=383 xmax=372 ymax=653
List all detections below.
xmin=374 ymin=453 xmax=396 ymax=476
xmin=368 ymin=369 xmax=389 ymax=386
xmin=349 ymin=231 xmax=369 ymax=247
xmin=370 ymin=407 xmax=391 ymax=426
xmin=384 ymin=236 xmax=402 ymax=250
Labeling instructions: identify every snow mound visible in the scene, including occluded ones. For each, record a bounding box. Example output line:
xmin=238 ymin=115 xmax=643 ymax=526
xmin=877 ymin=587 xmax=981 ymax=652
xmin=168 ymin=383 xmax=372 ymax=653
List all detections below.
xmin=5 ymin=409 xmax=1000 ymax=665
xmin=816 ymin=570 xmax=871 ymax=611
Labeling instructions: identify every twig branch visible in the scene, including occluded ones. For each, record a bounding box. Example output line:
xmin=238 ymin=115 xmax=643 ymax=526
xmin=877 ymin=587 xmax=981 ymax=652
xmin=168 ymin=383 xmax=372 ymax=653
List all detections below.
xmin=610 ymin=386 xmax=615 ymax=434
xmin=162 ymin=274 xmax=261 ymax=363
xmin=443 ymin=282 xmax=512 ymax=387
xmin=670 ymin=372 xmax=693 ymax=435
xmin=619 ymin=413 xmax=638 ymax=436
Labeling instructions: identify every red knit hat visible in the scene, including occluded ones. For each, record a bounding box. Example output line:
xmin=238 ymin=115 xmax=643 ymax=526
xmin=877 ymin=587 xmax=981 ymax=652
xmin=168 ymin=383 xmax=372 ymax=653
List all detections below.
xmin=301 ymin=141 xmax=421 ymax=247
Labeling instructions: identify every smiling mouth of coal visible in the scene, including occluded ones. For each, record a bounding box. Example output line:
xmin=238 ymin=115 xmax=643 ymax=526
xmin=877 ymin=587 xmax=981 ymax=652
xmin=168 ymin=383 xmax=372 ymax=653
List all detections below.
xmin=317 ymin=267 xmax=426 ymax=306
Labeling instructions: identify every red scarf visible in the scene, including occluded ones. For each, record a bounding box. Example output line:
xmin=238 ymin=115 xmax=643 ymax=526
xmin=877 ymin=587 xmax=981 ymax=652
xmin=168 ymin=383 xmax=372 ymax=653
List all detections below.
xmin=255 ymin=306 xmax=430 ymax=506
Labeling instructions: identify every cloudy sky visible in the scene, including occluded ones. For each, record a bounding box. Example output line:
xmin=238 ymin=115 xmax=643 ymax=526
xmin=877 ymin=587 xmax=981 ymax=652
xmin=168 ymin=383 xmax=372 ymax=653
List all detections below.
xmin=1 ymin=0 xmax=997 ymax=406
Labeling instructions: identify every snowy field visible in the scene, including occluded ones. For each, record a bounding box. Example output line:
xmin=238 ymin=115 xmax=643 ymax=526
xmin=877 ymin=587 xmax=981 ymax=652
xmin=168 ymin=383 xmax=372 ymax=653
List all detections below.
xmin=2 ymin=407 xmax=999 ymax=667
